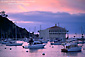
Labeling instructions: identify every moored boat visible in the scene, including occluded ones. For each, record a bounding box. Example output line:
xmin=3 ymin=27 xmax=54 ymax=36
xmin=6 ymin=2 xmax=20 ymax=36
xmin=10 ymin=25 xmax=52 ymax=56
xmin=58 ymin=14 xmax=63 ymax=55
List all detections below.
xmin=51 ymin=40 xmax=62 ymax=45
xmin=51 ymin=42 xmax=61 ymax=45
xmin=23 ymin=41 xmax=45 ymax=49
xmin=6 ymin=43 xmax=23 ymax=46
xmin=6 ymin=41 xmax=23 ymax=46
xmin=2 ymin=41 xmax=9 ymax=44
xmin=61 ymin=43 xmax=82 ymax=52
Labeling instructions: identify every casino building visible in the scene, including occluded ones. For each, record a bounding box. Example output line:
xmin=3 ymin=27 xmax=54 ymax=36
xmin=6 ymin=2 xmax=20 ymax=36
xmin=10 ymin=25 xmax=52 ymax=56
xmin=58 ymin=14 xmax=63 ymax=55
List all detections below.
xmin=39 ymin=24 xmax=68 ymax=41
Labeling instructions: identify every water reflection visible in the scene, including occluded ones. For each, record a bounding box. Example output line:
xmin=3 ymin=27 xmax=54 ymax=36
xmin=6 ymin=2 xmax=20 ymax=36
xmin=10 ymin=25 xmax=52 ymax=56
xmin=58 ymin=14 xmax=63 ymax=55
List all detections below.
xmin=62 ymin=52 xmax=81 ymax=56
xmin=29 ymin=49 xmax=38 ymax=53
xmin=0 ymin=41 xmax=85 ymax=57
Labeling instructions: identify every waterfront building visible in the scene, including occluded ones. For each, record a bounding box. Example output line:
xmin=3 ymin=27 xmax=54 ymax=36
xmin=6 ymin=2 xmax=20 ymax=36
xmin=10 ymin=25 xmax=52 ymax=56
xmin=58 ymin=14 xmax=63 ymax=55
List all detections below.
xmin=39 ymin=24 xmax=68 ymax=41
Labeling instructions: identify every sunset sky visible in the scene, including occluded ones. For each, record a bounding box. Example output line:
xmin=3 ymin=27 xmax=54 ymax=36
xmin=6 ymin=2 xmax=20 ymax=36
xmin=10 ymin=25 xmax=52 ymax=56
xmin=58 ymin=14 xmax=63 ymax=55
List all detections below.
xmin=0 ymin=0 xmax=85 ymax=37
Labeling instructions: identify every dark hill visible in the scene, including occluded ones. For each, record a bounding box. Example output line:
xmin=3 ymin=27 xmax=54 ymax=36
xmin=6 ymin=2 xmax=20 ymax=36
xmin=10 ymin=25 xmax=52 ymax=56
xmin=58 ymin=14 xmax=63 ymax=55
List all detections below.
xmin=0 ymin=15 xmax=29 ymax=39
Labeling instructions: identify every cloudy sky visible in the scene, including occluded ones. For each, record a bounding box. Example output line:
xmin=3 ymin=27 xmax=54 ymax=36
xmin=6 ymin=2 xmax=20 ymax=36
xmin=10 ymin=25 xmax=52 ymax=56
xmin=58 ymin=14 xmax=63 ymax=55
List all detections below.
xmin=0 ymin=0 xmax=85 ymax=37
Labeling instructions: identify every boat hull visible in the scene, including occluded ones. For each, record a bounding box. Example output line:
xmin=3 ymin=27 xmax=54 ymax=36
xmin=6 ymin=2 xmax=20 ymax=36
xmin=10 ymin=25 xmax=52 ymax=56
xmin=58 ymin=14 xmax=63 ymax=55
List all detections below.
xmin=6 ymin=43 xmax=23 ymax=46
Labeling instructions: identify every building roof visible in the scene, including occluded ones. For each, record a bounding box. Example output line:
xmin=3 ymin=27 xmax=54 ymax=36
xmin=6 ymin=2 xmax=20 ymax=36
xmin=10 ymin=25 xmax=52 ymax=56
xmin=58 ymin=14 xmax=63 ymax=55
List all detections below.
xmin=38 ymin=24 xmax=68 ymax=32
xmin=47 ymin=24 xmax=68 ymax=32
xmin=48 ymin=26 xmax=65 ymax=29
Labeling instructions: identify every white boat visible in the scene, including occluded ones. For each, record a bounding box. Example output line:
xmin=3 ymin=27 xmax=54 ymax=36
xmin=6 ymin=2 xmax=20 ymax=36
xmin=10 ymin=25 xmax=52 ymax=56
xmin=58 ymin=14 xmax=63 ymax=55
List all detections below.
xmin=23 ymin=44 xmax=45 ymax=49
xmin=61 ymin=43 xmax=82 ymax=52
xmin=23 ymin=41 xmax=45 ymax=49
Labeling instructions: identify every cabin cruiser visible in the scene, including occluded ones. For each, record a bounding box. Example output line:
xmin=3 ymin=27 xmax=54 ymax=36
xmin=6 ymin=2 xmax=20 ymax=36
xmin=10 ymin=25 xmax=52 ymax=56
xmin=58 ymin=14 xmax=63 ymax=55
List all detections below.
xmin=61 ymin=42 xmax=82 ymax=52
xmin=23 ymin=41 xmax=45 ymax=49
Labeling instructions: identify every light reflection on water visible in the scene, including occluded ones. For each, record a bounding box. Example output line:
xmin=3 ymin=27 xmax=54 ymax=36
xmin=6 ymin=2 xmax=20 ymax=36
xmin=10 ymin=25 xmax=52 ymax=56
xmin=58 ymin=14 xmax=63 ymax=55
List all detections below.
xmin=0 ymin=42 xmax=85 ymax=57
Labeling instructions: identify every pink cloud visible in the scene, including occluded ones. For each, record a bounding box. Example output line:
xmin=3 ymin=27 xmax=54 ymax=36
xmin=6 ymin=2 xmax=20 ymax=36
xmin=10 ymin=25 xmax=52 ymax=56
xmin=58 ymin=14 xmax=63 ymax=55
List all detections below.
xmin=0 ymin=0 xmax=85 ymax=14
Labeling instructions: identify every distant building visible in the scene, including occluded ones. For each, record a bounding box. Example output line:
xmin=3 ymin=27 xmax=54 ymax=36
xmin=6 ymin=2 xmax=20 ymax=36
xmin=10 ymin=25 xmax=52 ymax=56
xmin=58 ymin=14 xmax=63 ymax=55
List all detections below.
xmin=38 ymin=24 xmax=68 ymax=41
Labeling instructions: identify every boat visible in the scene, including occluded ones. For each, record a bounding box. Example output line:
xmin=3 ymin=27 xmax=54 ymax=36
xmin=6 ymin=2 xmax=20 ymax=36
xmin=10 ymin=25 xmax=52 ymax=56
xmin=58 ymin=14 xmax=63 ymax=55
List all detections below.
xmin=51 ymin=40 xmax=62 ymax=45
xmin=6 ymin=41 xmax=23 ymax=46
xmin=1 ymin=38 xmax=12 ymax=44
xmin=42 ymin=41 xmax=48 ymax=43
xmin=77 ymin=41 xmax=85 ymax=44
xmin=23 ymin=41 xmax=45 ymax=49
xmin=38 ymin=38 xmax=48 ymax=43
xmin=6 ymin=43 xmax=23 ymax=46
xmin=61 ymin=42 xmax=82 ymax=52
xmin=23 ymin=37 xmax=28 ymax=42
xmin=6 ymin=23 xmax=23 ymax=46
xmin=6 ymin=39 xmax=23 ymax=46
xmin=51 ymin=42 xmax=61 ymax=45
xmin=1 ymin=41 xmax=9 ymax=44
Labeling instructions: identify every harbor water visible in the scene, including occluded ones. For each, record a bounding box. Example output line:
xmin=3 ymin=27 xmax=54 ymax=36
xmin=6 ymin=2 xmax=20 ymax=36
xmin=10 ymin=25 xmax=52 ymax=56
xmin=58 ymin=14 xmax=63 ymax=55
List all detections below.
xmin=0 ymin=41 xmax=85 ymax=57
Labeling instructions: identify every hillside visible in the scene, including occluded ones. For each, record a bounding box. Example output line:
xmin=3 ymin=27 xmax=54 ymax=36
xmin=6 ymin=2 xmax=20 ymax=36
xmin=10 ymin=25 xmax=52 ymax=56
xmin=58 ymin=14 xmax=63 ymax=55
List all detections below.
xmin=0 ymin=15 xmax=29 ymax=39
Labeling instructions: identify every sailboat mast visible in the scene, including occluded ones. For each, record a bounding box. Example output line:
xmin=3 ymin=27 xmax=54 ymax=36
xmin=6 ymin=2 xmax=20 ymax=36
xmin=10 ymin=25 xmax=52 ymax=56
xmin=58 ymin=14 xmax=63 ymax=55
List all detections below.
xmin=40 ymin=25 xmax=41 ymax=30
xmin=34 ymin=26 xmax=36 ymax=34
xmin=14 ymin=22 xmax=17 ymax=40
xmin=1 ymin=29 xmax=2 ymax=40
xmin=15 ymin=25 xmax=17 ymax=40
xmin=29 ymin=28 xmax=30 ymax=38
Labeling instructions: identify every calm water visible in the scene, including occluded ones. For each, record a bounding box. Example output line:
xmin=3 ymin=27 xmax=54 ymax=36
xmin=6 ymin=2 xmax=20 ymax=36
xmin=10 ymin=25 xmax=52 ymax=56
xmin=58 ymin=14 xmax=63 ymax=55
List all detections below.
xmin=0 ymin=41 xmax=85 ymax=57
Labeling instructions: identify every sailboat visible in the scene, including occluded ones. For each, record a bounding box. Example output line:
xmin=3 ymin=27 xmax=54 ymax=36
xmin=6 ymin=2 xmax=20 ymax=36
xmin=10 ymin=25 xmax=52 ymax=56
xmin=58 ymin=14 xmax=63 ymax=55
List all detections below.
xmin=1 ymin=30 xmax=10 ymax=44
xmin=6 ymin=24 xmax=23 ymax=46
